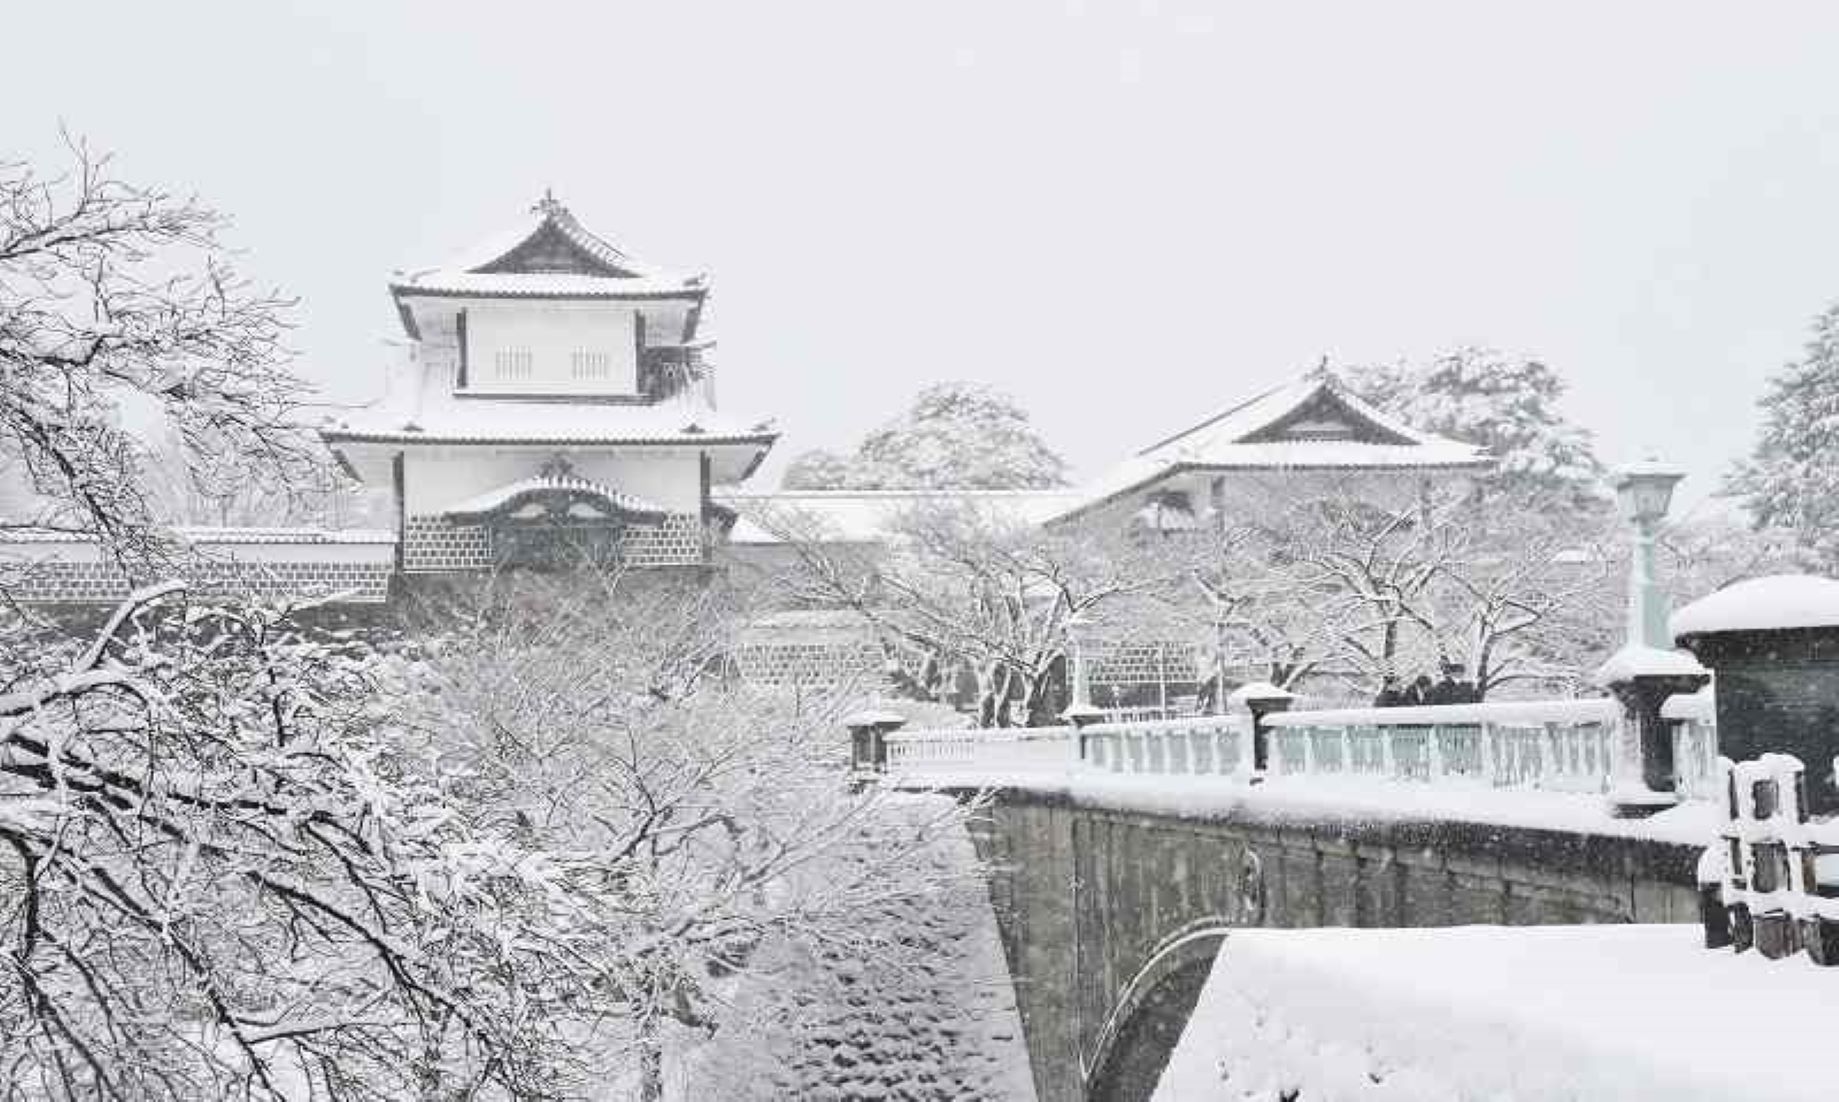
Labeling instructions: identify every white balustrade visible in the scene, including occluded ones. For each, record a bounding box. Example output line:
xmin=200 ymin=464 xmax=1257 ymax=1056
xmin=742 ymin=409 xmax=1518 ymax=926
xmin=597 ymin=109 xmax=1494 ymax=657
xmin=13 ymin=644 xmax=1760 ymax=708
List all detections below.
xmin=877 ymin=691 xmax=1716 ymax=801
xmin=1664 ymin=687 xmax=1719 ymax=801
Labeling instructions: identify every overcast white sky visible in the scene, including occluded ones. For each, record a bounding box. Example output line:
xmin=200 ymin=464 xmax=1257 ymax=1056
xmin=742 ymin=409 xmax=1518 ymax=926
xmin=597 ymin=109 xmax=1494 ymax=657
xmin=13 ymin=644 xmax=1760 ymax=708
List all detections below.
xmin=7 ymin=1 xmax=1838 ymax=508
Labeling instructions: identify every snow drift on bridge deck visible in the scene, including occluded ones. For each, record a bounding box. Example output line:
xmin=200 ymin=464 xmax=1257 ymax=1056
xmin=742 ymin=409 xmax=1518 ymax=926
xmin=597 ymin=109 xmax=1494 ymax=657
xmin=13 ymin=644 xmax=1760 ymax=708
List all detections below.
xmin=1155 ymin=924 xmax=1831 ymax=1101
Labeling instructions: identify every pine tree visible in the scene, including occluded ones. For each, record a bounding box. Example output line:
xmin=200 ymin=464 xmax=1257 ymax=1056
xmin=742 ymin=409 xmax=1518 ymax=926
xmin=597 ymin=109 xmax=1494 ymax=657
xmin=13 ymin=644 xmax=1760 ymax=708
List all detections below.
xmin=781 ymin=381 xmax=1069 ymax=490
xmin=1726 ymin=302 xmax=1839 ymax=565
xmin=1348 ymin=348 xmax=1604 ymax=501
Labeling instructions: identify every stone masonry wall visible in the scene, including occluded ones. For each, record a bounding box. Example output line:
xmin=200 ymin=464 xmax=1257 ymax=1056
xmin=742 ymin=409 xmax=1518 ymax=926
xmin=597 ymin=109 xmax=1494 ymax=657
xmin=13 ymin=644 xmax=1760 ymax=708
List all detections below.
xmin=621 ymin=513 xmax=703 ymax=567
xmin=403 ymin=513 xmax=704 ymax=572
xmin=403 ymin=515 xmax=493 ymax=572
xmin=4 ymin=557 xmax=393 ymax=605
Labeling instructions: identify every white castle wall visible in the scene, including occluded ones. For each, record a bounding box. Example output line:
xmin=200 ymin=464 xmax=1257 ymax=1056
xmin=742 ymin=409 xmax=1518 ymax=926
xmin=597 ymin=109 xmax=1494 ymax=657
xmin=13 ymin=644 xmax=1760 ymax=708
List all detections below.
xmin=403 ymin=449 xmax=703 ymax=515
xmin=463 ymin=300 xmax=639 ymax=394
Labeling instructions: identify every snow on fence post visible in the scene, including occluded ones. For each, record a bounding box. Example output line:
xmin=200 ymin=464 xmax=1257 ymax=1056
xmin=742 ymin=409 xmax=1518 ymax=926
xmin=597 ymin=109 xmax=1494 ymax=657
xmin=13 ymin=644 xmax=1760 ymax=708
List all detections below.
xmin=1539 ymin=721 xmax=1560 ymax=790
xmin=1063 ymin=702 xmax=1107 ymax=769
xmin=1705 ymin=751 xmax=1839 ymax=967
xmin=845 ymin=709 xmax=907 ymax=778
xmin=1228 ymin=682 xmax=1295 ymax=786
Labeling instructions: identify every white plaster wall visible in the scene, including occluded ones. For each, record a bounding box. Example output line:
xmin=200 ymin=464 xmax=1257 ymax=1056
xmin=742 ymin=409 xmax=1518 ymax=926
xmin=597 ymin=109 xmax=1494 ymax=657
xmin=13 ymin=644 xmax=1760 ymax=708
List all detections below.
xmin=405 ymin=448 xmax=704 ymax=514
xmin=465 ymin=301 xmax=638 ymax=394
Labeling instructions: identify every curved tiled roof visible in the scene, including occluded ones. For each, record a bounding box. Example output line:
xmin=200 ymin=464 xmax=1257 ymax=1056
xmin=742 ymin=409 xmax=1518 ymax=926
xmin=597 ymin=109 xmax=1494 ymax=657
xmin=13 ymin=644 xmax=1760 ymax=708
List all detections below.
xmin=1053 ymin=370 xmax=1491 ymax=522
xmin=391 ymin=195 xmax=704 ymax=301
xmin=322 ymin=394 xmax=777 ymax=450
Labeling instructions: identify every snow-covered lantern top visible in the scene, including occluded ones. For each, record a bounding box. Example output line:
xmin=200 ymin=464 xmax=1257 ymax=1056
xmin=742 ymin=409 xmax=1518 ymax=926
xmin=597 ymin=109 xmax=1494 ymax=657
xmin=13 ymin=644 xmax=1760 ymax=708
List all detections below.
xmin=1612 ymin=458 xmax=1685 ymax=527
xmin=1673 ymin=574 xmax=1839 ymax=815
xmin=843 ymin=708 xmax=908 ymax=774
xmin=1225 ymin=681 xmax=1295 ymax=712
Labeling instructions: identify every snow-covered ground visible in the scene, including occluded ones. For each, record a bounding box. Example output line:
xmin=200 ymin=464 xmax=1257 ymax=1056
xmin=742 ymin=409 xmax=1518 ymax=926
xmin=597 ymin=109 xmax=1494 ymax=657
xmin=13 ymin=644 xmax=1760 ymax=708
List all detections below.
xmin=1155 ymin=924 xmax=1830 ymax=1102
xmin=894 ymin=770 xmax=1720 ymax=846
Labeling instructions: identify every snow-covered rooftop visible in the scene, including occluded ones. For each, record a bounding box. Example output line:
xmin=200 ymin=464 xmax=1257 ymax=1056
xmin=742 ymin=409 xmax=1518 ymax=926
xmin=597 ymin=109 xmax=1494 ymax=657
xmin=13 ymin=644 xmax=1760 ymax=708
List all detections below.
xmin=715 ymin=488 xmax=1082 ymax=545
xmin=1671 ymin=573 xmax=1839 ymax=638
xmin=0 ymin=526 xmax=397 ymax=546
xmin=324 ymin=391 xmax=776 ymax=449
xmin=1054 ymin=370 xmax=1491 ymax=521
xmin=390 ymin=195 xmax=703 ymax=302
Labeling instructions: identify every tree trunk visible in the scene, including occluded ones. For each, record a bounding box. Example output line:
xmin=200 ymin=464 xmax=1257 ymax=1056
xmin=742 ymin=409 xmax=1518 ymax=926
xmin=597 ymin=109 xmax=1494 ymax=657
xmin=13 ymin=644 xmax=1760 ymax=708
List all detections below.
xmin=639 ymin=1020 xmax=663 ymax=1102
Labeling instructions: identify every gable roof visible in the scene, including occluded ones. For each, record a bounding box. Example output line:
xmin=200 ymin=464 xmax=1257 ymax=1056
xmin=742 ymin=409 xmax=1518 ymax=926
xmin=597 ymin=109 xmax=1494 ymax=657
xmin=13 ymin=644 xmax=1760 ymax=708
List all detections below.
xmin=1053 ymin=369 xmax=1491 ymax=522
xmin=390 ymin=195 xmax=705 ymax=303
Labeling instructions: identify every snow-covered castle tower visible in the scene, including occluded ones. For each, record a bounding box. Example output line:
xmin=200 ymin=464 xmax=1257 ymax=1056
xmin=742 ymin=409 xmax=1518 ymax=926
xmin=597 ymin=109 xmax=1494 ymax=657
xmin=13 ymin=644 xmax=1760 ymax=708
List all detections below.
xmin=323 ymin=196 xmax=777 ymax=573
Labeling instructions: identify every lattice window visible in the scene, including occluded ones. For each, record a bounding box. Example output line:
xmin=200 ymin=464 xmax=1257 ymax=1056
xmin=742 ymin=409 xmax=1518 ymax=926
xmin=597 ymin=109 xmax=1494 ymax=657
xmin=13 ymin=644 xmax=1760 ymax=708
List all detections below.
xmin=570 ymin=349 xmax=612 ymax=380
xmin=493 ymin=347 xmax=535 ymax=380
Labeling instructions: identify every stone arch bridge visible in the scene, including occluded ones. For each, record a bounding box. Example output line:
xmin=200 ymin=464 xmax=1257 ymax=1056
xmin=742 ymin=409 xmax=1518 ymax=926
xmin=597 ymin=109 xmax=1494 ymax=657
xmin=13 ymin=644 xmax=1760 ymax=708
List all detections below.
xmin=961 ymin=790 xmax=1699 ymax=1102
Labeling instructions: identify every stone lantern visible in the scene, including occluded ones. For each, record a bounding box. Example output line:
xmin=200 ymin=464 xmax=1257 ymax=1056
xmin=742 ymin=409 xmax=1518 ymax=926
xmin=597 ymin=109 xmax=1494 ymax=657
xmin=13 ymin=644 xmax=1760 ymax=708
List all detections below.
xmin=1228 ymin=681 xmax=1295 ymax=783
xmin=1673 ymin=574 xmax=1839 ymax=816
xmin=1612 ymin=458 xmax=1686 ymax=650
xmin=1594 ymin=459 xmax=1708 ymax=817
xmin=844 ymin=708 xmax=908 ymax=776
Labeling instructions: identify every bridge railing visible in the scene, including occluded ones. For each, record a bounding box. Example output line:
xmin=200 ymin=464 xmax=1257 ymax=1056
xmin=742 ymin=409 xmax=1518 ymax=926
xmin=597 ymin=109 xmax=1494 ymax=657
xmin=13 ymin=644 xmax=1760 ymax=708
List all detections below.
xmin=1663 ymin=687 xmax=1719 ymax=801
xmin=1086 ymin=715 xmax=1246 ymax=776
xmin=879 ymin=690 xmax=1720 ymax=801
xmin=884 ymin=725 xmax=1078 ymax=775
xmin=1260 ymin=699 xmax=1622 ymax=792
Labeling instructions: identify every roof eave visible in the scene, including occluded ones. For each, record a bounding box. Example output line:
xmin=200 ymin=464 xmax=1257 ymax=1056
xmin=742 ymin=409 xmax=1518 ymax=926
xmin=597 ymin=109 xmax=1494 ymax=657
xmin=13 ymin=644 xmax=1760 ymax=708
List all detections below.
xmin=319 ymin=429 xmax=779 ymax=449
xmin=390 ymin=283 xmax=708 ymax=304
xmin=1049 ymin=455 xmax=1493 ymax=525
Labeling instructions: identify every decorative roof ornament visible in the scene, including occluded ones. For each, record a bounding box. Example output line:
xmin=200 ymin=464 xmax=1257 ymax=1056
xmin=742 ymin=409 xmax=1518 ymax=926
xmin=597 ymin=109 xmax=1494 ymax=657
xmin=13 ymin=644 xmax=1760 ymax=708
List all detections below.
xmin=1306 ymin=354 xmax=1335 ymax=382
xmin=538 ymin=454 xmax=578 ymax=481
xmin=533 ymin=188 xmax=565 ymax=218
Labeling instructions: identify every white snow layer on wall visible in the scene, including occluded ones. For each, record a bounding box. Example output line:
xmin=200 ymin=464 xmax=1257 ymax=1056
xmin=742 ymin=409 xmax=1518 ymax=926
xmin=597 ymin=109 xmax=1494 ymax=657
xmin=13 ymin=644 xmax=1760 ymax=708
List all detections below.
xmin=1154 ymin=925 xmax=1835 ymax=1102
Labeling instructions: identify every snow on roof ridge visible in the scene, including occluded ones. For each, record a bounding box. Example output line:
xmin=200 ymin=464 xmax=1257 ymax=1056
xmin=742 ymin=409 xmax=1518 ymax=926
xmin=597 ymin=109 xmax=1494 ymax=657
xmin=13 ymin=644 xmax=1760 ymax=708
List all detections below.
xmin=1140 ymin=369 xmax=1475 ymax=460
xmin=399 ymin=195 xmax=698 ymax=295
xmin=443 ymin=469 xmax=669 ymax=518
xmin=1133 ymin=377 xmax=1294 ymax=457
xmin=719 ymin=487 xmax=1082 ymax=501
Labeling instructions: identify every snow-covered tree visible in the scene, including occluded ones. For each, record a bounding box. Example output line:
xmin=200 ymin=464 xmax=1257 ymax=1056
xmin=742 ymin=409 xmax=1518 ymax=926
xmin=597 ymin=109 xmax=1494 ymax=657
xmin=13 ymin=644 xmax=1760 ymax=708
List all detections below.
xmin=404 ymin=572 xmax=983 ymax=1098
xmin=780 ymin=382 xmax=1069 ymax=490
xmin=0 ymin=587 xmax=586 ymax=1098
xmin=1148 ymin=474 xmax=1624 ymax=702
xmin=1348 ymin=349 xmax=1604 ymax=501
xmin=777 ymin=448 xmax=865 ymax=493
xmin=138 ymin=427 xmax=384 ymax=529
xmin=0 ymin=137 xmax=328 ymax=573
xmin=1725 ymin=302 xmax=1839 ymax=566
xmin=776 ymin=502 xmax=1167 ymax=725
